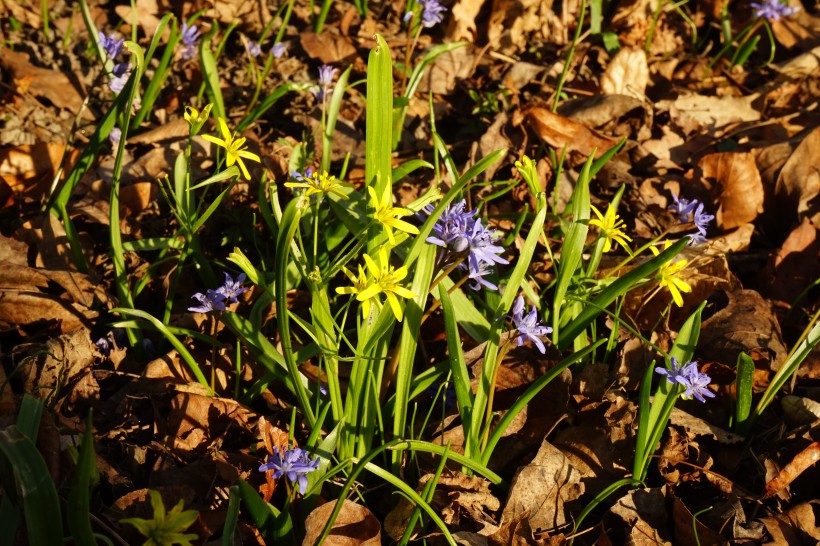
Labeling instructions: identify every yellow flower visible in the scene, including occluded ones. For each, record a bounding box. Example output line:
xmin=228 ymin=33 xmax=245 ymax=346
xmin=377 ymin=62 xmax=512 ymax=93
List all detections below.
xmin=348 ymin=248 xmax=416 ymax=321
xmin=590 ymin=204 xmax=632 ymax=253
xmin=285 ymin=169 xmax=349 ymax=201
xmin=650 ymin=241 xmax=692 ymax=307
xmin=335 ymin=264 xmax=374 ymax=317
xmin=201 ymin=117 xmax=261 ymax=180
xmin=368 ymin=187 xmax=420 ymax=245
xmin=183 ymin=103 xmax=212 ymax=135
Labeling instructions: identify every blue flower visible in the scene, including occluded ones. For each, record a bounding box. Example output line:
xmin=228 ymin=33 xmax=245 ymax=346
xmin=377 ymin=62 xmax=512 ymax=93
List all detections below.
xmin=98 ymin=32 xmax=124 ymax=59
xmin=181 ymin=22 xmax=201 ymax=60
xmin=216 ymin=272 xmax=247 ymax=304
xmin=109 ymin=127 xmax=122 ymax=146
xmin=188 ymin=289 xmax=227 ymax=313
xmin=509 ymin=295 xmax=552 ymax=354
xmin=655 ymin=357 xmax=715 ymax=403
xmin=108 ymin=62 xmax=131 ymax=94
xmin=312 ymin=65 xmax=338 ymax=100
xmin=247 ymin=40 xmax=261 ymax=58
xmin=271 ymin=42 xmax=289 ymax=59
xmin=693 ymin=203 xmax=714 ymax=236
xmin=419 ymin=0 xmax=447 ymax=28
xmin=259 ymin=447 xmax=321 ymax=495
xmin=670 ymin=194 xmax=698 ymax=222
xmin=751 ymin=0 xmax=799 ymax=21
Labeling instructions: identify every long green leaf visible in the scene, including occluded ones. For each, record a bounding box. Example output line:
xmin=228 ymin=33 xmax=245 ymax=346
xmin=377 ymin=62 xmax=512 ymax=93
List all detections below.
xmin=365 ymin=34 xmax=393 ymax=255
xmin=67 ymin=415 xmax=97 ymax=546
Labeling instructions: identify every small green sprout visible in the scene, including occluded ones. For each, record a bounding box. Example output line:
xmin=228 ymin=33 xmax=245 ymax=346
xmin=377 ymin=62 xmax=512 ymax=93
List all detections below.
xmin=121 ymin=490 xmax=199 ymax=546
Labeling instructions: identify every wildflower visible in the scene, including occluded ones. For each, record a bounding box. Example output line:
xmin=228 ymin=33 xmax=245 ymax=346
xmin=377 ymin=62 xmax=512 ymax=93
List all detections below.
xmin=259 ymin=446 xmax=321 ymax=495
xmin=670 ymin=193 xmax=698 ymax=222
xmin=121 ymin=490 xmax=198 ymax=546
xmin=271 ymin=41 xmax=288 ymax=58
xmin=403 ymin=11 xmax=415 ymax=23
xmin=180 ymin=22 xmax=201 ymax=60
xmin=751 ymin=0 xmax=799 ymax=21
xmin=109 ymin=127 xmax=122 ymax=146
xmin=352 ymin=248 xmax=416 ymax=321
xmin=509 ymin=295 xmax=552 ymax=354
xmin=650 ymin=241 xmax=692 ymax=307
xmin=589 ymin=204 xmax=632 ymax=253
xmin=419 ymin=0 xmax=447 ymax=28
xmin=109 ymin=62 xmax=131 ymax=94
xmin=655 ymin=357 xmax=715 ymax=403
xmin=313 ymin=65 xmax=338 ymax=100
xmin=467 ymin=260 xmax=498 ymax=291
xmin=463 ymin=220 xmax=509 ymax=275
xmin=216 ymin=272 xmax=247 ymax=303
xmin=188 ymin=289 xmax=227 ymax=313
xmin=247 ymin=40 xmax=261 ymax=58
xmin=425 ymin=200 xmax=476 ymax=258
xmin=98 ymin=32 xmax=123 ymax=59
xmin=183 ymin=103 xmax=212 ymax=135
xmin=692 ymin=203 xmax=714 ymax=236
xmin=336 ymin=263 xmax=375 ymax=316
xmin=285 ymin=169 xmax=349 ymax=202
xmin=368 ymin=186 xmax=420 ymax=245
xmin=201 ymin=117 xmax=261 ymax=180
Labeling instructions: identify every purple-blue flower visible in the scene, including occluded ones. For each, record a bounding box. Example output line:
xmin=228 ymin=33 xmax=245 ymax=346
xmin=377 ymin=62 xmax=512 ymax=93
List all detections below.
xmin=419 ymin=0 xmax=447 ymax=28
xmin=509 ymin=295 xmax=552 ymax=354
xmin=216 ymin=272 xmax=247 ymax=303
xmin=271 ymin=41 xmax=288 ymax=59
xmin=425 ymin=199 xmax=476 ymax=254
xmin=247 ymin=40 xmax=261 ymax=58
xmin=98 ymin=32 xmax=124 ymax=59
xmin=181 ymin=22 xmax=201 ymax=60
xmin=259 ymin=447 xmax=321 ymax=495
xmin=670 ymin=194 xmax=698 ymax=222
xmin=291 ymin=167 xmax=314 ymax=182
xmin=188 ymin=289 xmax=227 ymax=313
xmin=108 ymin=62 xmax=131 ymax=94
xmin=655 ymin=357 xmax=715 ymax=403
xmin=693 ymin=203 xmax=714 ymax=235
xmin=312 ymin=65 xmax=338 ymax=100
xmin=751 ymin=0 xmax=799 ymax=21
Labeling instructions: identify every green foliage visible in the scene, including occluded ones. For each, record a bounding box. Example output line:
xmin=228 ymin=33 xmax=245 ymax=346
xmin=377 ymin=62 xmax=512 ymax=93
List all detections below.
xmin=121 ymin=491 xmax=199 ymax=546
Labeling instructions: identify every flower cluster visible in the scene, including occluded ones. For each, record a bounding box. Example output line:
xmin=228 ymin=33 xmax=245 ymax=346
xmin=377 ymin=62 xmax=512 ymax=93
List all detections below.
xmin=259 ymin=446 xmax=321 ymax=495
xmin=655 ymin=357 xmax=715 ymax=403
xmin=424 ymin=199 xmax=508 ymax=291
xmin=180 ymin=22 xmax=201 ymax=60
xmin=751 ymin=0 xmax=799 ymax=21
xmin=188 ymin=272 xmax=247 ymax=313
xmin=286 ymin=168 xmax=349 ymax=202
xmin=98 ymin=32 xmax=131 ymax=95
xmin=509 ymin=296 xmax=552 ymax=353
xmin=409 ymin=0 xmax=448 ymax=28
xmin=670 ymin=194 xmax=714 ymax=246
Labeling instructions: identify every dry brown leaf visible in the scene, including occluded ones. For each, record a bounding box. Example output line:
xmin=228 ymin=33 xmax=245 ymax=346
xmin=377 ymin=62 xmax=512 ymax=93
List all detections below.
xmin=764 ymin=442 xmax=820 ymax=499
xmin=419 ymin=47 xmax=477 ymax=95
xmin=699 ymin=152 xmax=764 ymax=230
xmin=2 ymin=0 xmax=42 ymax=27
xmin=447 ymin=0 xmax=486 ymax=41
xmin=698 ymin=289 xmax=788 ymax=372
xmin=668 ymin=407 xmax=744 ymax=444
xmin=671 ymin=495 xmax=725 ymax=545
xmin=660 ymin=93 xmax=760 ymax=132
xmin=775 ymin=125 xmax=820 ymax=226
xmin=781 ymin=395 xmax=820 ymax=427
xmin=498 ymin=439 xmax=584 ymax=532
xmin=601 ymin=47 xmax=649 ymax=100
xmin=300 ymin=30 xmax=357 ymax=64
xmin=486 ymin=0 xmax=565 ymax=53
xmin=514 ymin=106 xmax=618 ymax=159
xmin=759 ymin=501 xmax=820 ymax=545
xmin=114 ymin=0 xmax=162 ymax=40
xmin=165 ymin=393 xmax=256 ymax=454
xmin=19 ymin=328 xmax=97 ymax=401
xmin=0 ymin=142 xmax=69 ymax=200
xmin=303 ymin=500 xmax=381 ymax=546
xmin=0 ymin=50 xmax=84 ymax=114
xmin=559 ymin=94 xmax=645 ymax=130
xmin=609 ymin=486 xmax=672 ymax=546
xmin=759 ymin=218 xmax=819 ymax=304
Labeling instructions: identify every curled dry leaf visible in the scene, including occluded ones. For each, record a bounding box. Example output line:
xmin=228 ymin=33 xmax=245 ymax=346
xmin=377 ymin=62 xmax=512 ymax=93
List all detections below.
xmin=447 ymin=0 xmax=485 ymax=41
xmin=658 ymin=93 xmax=760 ymax=133
xmin=165 ymin=393 xmax=256 ymax=454
xmin=300 ymin=30 xmax=357 ymax=64
xmin=776 ymin=125 xmax=820 ymax=226
xmin=303 ymin=499 xmax=381 ymax=546
xmin=699 ymin=151 xmax=765 ymax=231
xmin=781 ymin=395 xmax=820 ymax=427
xmin=763 ymin=442 xmax=820 ymax=499
xmin=514 ymin=106 xmax=618 ymax=160
xmin=19 ymin=328 xmax=97 ymax=402
xmin=601 ymin=47 xmax=649 ymax=100
xmin=759 ymin=218 xmax=819 ymax=305
xmin=758 ymin=501 xmax=820 ymax=545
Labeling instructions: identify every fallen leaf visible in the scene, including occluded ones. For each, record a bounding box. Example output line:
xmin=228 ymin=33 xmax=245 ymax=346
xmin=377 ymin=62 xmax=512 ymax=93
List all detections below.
xmin=514 ymin=106 xmax=618 ymax=160
xmin=759 ymin=218 xmax=819 ymax=304
xmin=659 ymin=93 xmax=761 ymax=133
xmin=19 ymin=328 xmax=98 ymax=402
xmin=447 ymin=0 xmax=486 ymax=42
xmin=300 ymin=30 xmax=358 ymax=64
xmin=775 ymin=125 xmax=820 ymax=226
xmin=601 ymin=47 xmax=649 ymax=100
xmin=758 ymin=501 xmax=820 ymax=545
xmin=764 ymin=442 xmax=820 ymax=499
xmin=165 ymin=393 xmax=256 ymax=454
xmin=0 ymin=50 xmax=84 ymax=113
xmin=498 ymin=439 xmax=584 ymax=532
xmin=609 ymin=486 xmax=672 ymax=546
xmin=781 ymin=395 xmax=820 ymax=427
xmin=671 ymin=494 xmax=725 ymax=545
xmin=699 ymin=152 xmax=765 ymax=230
xmin=303 ymin=500 xmax=381 ymax=546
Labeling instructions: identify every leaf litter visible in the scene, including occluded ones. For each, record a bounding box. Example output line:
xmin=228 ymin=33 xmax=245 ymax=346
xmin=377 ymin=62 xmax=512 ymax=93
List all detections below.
xmin=0 ymin=0 xmax=818 ymax=544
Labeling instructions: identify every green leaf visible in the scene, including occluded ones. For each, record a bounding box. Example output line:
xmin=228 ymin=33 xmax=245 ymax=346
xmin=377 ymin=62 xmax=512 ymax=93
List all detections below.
xmin=67 ymin=415 xmax=97 ymax=546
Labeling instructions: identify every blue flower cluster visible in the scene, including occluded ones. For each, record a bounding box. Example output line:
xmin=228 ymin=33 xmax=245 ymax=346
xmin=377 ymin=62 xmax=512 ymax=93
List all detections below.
xmin=655 ymin=357 xmax=715 ymax=403
xmin=97 ymin=31 xmax=131 ymax=94
xmin=181 ymin=22 xmax=201 ymax=61
xmin=424 ymin=199 xmax=508 ymax=290
xmin=670 ymin=194 xmax=714 ymax=245
xmin=259 ymin=446 xmax=321 ymax=495
xmin=509 ymin=296 xmax=552 ymax=354
xmin=751 ymin=0 xmax=799 ymax=21
xmin=188 ymin=272 xmax=247 ymax=313
xmin=418 ymin=0 xmax=447 ymax=28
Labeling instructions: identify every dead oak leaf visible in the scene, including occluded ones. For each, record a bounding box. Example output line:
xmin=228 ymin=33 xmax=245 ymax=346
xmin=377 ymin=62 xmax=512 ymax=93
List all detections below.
xmin=514 ymin=106 xmax=618 ymax=160
xmin=699 ymin=151 xmax=765 ymax=230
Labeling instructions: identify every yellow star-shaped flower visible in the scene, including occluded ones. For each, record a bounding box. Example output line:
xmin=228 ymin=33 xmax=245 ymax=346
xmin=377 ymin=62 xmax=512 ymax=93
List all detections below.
xmin=341 ymin=248 xmax=416 ymax=321
xmin=590 ymin=204 xmax=632 ymax=253
xmin=650 ymin=241 xmax=692 ymax=307
xmin=335 ymin=264 xmax=374 ymax=317
xmin=183 ymin=103 xmax=212 ymax=135
xmin=368 ymin=186 xmax=420 ymax=245
xmin=201 ymin=117 xmax=261 ymax=180
xmin=285 ymin=169 xmax=349 ymax=201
